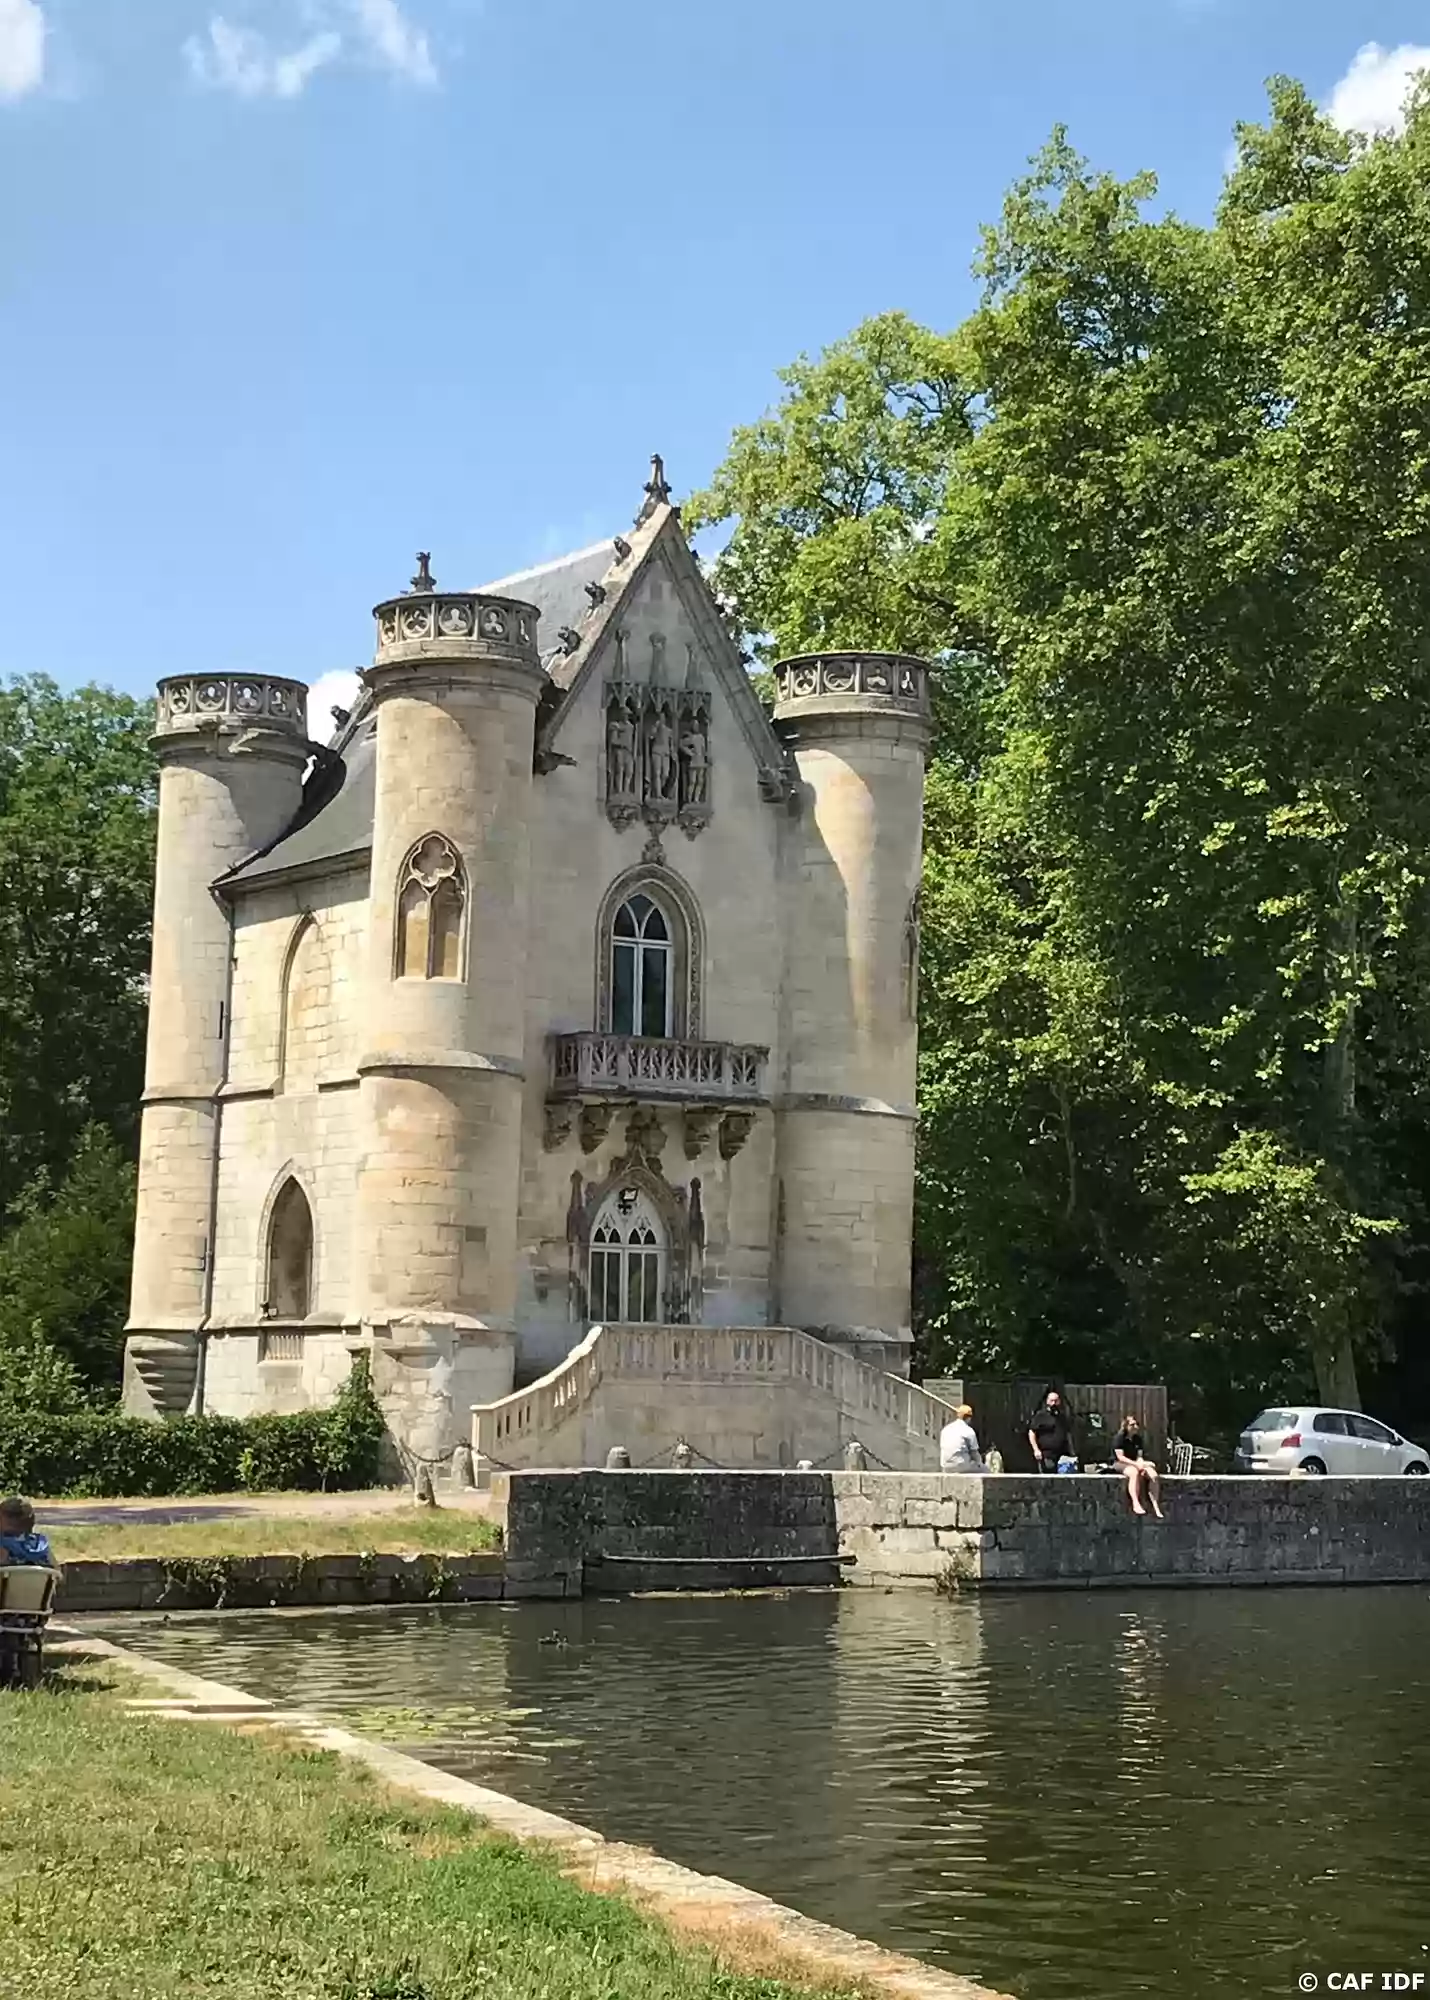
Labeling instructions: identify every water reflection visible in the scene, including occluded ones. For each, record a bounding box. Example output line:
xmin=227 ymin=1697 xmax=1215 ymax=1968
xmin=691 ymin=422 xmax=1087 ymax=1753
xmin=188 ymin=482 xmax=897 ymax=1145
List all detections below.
xmin=90 ymin=1588 xmax=1430 ymax=2000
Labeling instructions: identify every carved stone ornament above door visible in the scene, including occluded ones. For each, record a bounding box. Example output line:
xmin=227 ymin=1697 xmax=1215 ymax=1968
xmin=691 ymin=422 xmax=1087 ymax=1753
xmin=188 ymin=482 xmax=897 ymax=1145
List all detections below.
xmin=604 ymin=677 xmax=713 ymax=838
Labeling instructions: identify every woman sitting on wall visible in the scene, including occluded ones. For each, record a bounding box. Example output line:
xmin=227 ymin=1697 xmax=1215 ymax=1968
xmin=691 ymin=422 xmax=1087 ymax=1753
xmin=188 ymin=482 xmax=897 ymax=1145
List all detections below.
xmin=1113 ymin=1416 xmax=1164 ymax=1518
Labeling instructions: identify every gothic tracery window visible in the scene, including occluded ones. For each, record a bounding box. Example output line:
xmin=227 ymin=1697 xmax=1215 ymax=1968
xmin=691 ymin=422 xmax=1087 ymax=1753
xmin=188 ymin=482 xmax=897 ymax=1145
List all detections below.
xmin=265 ymin=1178 xmax=313 ymax=1320
xmin=611 ymin=892 xmax=673 ymax=1038
xmin=396 ymin=833 xmax=465 ymax=980
xmin=589 ymin=1185 xmax=666 ymax=1323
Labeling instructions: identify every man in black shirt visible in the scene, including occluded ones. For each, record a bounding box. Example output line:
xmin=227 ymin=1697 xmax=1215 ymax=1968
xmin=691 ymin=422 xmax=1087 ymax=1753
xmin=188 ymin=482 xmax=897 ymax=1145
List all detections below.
xmin=1026 ymin=1390 xmax=1073 ymax=1472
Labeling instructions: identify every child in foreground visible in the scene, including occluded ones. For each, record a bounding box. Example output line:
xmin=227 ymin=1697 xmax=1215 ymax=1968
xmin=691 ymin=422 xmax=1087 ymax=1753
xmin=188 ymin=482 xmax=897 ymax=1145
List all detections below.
xmin=0 ymin=1496 xmax=54 ymax=1567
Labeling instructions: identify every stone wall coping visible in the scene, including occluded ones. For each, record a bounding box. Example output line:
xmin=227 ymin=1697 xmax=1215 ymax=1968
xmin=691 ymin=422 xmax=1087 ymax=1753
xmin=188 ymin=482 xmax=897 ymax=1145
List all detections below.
xmin=53 ymin=1550 xmax=517 ymax=1614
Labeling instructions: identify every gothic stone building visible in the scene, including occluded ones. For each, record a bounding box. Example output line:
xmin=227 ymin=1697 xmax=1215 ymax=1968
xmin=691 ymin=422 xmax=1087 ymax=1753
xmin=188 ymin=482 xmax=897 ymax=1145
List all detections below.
xmin=122 ymin=463 xmax=931 ymax=1461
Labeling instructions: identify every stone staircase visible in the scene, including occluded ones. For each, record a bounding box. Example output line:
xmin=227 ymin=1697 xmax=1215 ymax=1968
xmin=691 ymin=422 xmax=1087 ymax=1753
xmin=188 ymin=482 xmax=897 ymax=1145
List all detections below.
xmin=471 ymin=1323 xmax=955 ymax=1475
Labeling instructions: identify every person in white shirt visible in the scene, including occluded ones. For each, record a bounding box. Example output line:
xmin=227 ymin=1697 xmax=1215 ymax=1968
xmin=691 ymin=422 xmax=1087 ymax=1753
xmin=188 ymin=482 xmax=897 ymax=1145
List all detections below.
xmin=939 ymin=1403 xmax=985 ymax=1474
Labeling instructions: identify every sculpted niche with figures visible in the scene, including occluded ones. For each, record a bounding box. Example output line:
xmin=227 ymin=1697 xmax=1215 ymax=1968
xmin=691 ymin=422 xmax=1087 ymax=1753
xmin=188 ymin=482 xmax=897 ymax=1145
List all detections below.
xmin=603 ymin=639 xmax=713 ymax=838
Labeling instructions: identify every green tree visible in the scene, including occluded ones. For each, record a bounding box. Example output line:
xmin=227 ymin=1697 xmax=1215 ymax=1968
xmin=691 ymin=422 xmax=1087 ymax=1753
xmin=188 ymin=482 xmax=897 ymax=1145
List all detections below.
xmin=0 ymin=676 xmax=157 ymax=1229
xmin=691 ymin=79 xmax=1430 ymax=1418
xmin=0 ymin=1126 xmax=138 ymax=1401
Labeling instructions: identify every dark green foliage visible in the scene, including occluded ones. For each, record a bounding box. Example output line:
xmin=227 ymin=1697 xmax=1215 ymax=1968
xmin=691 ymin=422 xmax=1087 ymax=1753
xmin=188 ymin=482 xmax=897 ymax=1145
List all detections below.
xmin=0 ymin=674 xmax=155 ymax=1414
xmin=0 ymin=676 xmax=156 ymax=1231
xmin=0 ymin=1127 xmax=136 ymax=1403
xmin=691 ymin=80 xmax=1430 ymax=1429
xmin=311 ymin=1352 xmax=388 ymax=1487
xmin=0 ymin=1358 xmax=387 ymax=1497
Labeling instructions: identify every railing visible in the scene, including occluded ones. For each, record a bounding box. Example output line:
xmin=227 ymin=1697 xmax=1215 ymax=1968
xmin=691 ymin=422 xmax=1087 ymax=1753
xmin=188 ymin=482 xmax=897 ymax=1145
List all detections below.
xmin=772 ymin=650 xmax=930 ymax=714
xmin=472 ymin=1323 xmax=956 ymax=1468
xmin=549 ymin=1033 xmax=768 ymax=1102
xmin=155 ymin=674 xmax=308 ymax=740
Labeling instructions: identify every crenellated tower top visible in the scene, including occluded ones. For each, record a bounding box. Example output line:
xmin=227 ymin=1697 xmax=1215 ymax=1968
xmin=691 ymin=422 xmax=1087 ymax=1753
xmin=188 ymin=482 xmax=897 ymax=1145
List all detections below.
xmin=370 ymin=575 xmax=542 ymax=679
xmin=154 ymin=673 xmax=309 ymax=750
xmin=771 ymin=650 xmax=931 ymax=738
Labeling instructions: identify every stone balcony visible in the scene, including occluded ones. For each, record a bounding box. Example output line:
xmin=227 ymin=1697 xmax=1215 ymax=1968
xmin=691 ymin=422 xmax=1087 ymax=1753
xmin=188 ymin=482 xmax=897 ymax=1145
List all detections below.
xmin=548 ymin=1032 xmax=768 ymax=1105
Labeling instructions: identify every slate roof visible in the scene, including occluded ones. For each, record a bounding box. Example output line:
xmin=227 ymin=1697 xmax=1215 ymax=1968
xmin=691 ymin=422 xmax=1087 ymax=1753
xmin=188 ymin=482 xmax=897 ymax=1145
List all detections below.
xmin=480 ymin=542 xmax=617 ymax=678
xmin=222 ymin=540 xmax=622 ymax=891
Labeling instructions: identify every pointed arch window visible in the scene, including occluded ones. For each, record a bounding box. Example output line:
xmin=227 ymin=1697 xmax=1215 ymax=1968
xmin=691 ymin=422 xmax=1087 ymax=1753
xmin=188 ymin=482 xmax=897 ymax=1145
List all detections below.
xmin=596 ymin=865 xmax=703 ymax=1039
xmin=589 ymin=1185 xmax=666 ymax=1323
xmin=611 ymin=893 xmax=674 ymax=1038
xmin=396 ymin=833 xmax=465 ymax=980
xmin=265 ymin=1179 xmax=313 ymax=1320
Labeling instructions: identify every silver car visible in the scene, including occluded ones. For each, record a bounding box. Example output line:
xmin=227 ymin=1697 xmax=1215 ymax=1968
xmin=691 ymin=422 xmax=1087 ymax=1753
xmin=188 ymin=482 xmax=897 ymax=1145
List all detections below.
xmin=1234 ymin=1406 xmax=1430 ymax=1477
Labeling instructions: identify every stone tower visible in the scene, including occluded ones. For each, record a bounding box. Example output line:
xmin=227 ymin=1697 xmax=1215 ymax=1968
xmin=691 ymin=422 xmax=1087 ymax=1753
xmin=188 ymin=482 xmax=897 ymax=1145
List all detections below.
xmin=771 ymin=650 xmax=932 ymax=1373
xmin=125 ymin=674 xmax=311 ymax=1415
xmin=353 ymin=565 xmax=546 ymax=1462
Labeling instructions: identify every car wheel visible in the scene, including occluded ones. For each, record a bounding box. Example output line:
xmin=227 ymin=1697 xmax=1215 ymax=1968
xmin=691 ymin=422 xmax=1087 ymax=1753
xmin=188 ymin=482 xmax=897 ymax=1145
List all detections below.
xmin=1406 ymin=1462 xmax=1429 ymax=1476
xmin=1299 ymin=1457 xmax=1328 ymax=1475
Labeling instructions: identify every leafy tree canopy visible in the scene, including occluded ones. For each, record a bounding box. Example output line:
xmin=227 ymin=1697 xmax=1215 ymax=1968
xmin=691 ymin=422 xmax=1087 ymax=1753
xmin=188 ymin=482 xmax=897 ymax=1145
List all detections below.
xmin=0 ymin=676 xmax=156 ymax=1230
xmin=690 ymin=79 xmax=1430 ymax=1425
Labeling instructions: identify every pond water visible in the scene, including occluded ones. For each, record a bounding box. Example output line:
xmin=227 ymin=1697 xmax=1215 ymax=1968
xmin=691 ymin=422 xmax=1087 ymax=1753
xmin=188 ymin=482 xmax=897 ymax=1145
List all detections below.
xmin=91 ymin=1588 xmax=1430 ymax=2000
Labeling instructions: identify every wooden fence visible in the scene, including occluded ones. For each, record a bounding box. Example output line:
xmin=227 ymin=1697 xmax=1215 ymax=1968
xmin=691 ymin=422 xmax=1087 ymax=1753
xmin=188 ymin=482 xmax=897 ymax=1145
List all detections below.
xmin=921 ymin=1377 xmax=1168 ymax=1471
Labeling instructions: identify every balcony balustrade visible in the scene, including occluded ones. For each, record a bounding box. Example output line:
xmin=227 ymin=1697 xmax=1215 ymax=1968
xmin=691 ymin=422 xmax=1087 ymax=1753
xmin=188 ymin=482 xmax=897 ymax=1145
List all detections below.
xmin=548 ymin=1032 xmax=768 ymax=1103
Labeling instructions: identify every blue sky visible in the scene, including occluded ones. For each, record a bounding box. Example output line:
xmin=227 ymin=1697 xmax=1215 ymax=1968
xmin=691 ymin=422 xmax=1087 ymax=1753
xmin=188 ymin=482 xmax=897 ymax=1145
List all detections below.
xmin=2 ymin=1 xmax=1427 ymax=718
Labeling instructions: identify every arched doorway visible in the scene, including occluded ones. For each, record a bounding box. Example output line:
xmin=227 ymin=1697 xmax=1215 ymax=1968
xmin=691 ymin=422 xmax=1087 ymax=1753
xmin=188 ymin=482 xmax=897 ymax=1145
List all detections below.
xmin=588 ymin=1184 xmax=666 ymax=1323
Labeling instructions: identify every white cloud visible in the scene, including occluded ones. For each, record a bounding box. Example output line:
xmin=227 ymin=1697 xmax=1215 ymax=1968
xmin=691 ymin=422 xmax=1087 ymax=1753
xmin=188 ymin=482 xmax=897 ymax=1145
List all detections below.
xmin=350 ymin=0 xmax=435 ymax=84
xmin=186 ymin=2 xmax=436 ymax=99
xmin=186 ymin=17 xmax=341 ymax=98
xmin=0 ymin=0 xmax=45 ymax=101
xmin=1327 ymin=41 xmax=1430 ymax=138
xmin=306 ymin=669 xmax=362 ymax=744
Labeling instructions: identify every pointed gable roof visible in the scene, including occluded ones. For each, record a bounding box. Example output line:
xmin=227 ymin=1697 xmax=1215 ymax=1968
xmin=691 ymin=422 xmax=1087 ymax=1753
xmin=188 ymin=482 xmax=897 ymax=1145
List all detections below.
xmin=222 ymin=464 xmax=791 ymax=894
xmin=533 ymin=495 xmax=790 ymax=798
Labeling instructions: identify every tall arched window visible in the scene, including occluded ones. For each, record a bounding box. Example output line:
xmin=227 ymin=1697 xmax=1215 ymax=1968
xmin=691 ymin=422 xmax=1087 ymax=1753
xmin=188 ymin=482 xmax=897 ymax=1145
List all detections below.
xmin=612 ymin=893 xmax=673 ymax=1038
xmin=278 ymin=915 xmax=331 ymax=1089
xmin=589 ymin=1185 xmax=666 ymax=1323
xmin=395 ymin=833 xmax=465 ymax=980
xmin=596 ymin=866 xmax=702 ymax=1039
xmin=265 ymin=1178 xmax=313 ymax=1320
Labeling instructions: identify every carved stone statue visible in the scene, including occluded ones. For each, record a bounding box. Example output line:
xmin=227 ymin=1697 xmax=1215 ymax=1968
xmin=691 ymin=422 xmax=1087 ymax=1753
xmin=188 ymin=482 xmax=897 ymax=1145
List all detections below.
xmin=606 ymin=698 xmax=637 ymax=798
xmin=678 ymin=712 xmax=709 ymax=807
xmin=646 ymin=704 xmax=676 ymax=802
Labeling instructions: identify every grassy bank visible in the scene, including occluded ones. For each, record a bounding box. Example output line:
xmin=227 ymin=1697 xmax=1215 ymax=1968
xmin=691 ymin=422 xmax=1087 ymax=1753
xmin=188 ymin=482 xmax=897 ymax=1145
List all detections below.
xmin=45 ymin=1505 xmax=501 ymax=1563
xmin=0 ymin=1666 xmax=850 ymax=2000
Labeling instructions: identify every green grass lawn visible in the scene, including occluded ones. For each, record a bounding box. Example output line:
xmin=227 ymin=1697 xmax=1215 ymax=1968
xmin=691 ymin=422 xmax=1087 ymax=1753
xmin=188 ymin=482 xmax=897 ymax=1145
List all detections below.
xmin=46 ymin=1506 xmax=501 ymax=1563
xmin=0 ymin=1665 xmax=854 ymax=2000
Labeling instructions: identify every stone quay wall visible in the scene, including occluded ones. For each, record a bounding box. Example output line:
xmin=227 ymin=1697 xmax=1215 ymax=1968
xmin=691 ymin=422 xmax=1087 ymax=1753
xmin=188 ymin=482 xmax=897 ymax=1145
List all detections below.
xmin=490 ymin=1469 xmax=846 ymax=1594
xmin=493 ymin=1469 xmax=1430 ymax=1593
xmin=53 ymin=1550 xmax=563 ymax=1615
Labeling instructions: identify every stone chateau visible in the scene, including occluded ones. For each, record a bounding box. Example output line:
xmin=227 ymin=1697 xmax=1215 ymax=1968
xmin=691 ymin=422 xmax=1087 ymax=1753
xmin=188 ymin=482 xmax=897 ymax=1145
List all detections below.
xmin=123 ymin=460 xmax=933 ymax=1465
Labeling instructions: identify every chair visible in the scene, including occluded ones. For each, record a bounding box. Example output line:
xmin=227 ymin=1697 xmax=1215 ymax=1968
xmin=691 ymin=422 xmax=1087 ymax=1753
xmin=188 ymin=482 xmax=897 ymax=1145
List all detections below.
xmin=0 ymin=1566 xmax=59 ymax=1690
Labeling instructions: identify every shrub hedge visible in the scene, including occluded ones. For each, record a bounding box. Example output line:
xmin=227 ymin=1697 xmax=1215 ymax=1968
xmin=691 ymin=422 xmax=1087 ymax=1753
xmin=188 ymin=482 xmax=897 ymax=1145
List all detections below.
xmin=0 ymin=1356 xmax=388 ymax=1498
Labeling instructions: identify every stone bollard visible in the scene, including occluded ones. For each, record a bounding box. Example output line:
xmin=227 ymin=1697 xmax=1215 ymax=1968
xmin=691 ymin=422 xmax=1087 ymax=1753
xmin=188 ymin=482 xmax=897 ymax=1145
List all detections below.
xmin=605 ymin=1446 xmax=631 ymax=1469
xmin=413 ymin=1461 xmax=437 ymax=1506
xmin=450 ymin=1443 xmax=475 ymax=1492
xmin=671 ymin=1439 xmax=694 ymax=1469
xmin=843 ymin=1439 xmax=868 ymax=1471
